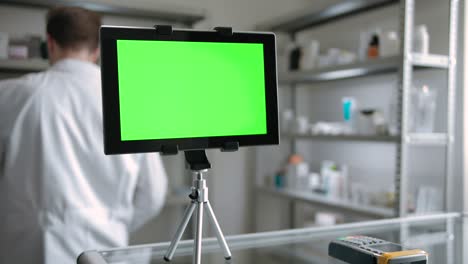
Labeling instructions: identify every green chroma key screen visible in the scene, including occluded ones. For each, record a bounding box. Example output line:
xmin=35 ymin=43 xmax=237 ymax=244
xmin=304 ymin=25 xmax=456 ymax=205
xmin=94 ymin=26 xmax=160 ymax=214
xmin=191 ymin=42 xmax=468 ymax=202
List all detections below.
xmin=116 ymin=40 xmax=267 ymax=141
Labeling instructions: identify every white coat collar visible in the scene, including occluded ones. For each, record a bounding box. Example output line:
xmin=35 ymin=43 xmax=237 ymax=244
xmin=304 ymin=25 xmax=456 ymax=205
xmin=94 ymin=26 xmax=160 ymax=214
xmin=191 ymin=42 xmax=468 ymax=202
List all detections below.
xmin=49 ymin=58 xmax=100 ymax=75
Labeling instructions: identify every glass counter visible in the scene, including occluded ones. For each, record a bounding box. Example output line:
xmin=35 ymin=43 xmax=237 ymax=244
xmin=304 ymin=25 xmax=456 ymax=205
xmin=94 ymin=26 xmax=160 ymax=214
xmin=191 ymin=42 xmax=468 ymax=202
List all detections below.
xmin=78 ymin=212 xmax=461 ymax=264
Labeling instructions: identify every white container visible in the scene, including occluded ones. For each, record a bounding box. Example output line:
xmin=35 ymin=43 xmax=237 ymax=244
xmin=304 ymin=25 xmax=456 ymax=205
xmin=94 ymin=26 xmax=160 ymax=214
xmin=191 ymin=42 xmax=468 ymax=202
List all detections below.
xmin=285 ymin=164 xmax=296 ymax=189
xmin=380 ymin=31 xmax=399 ymax=57
xmin=336 ymin=50 xmax=357 ymax=65
xmin=295 ymin=162 xmax=310 ymax=190
xmin=327 ymin=170 xmax=341 ymax=198
xmin=285 ymin=161 xmax=309 ymax=190
xmin=281 ymin=109 xmax=294 ymax=134
xmin=357 ymin=109 xmax=380 ymax=135
xmin=315 ymin=212 xmax=338 ymax=226
xmin=358 ymin=115 xmax=375 ymax=135
xmin=8 ymin=45 xmax=28 ymax=59
xmin=410 ymin=85 xmax=437 ymax=133
xmin=413 ymin=24 xmax=429 ymax=54
xmin=296 ymin=162 xmax=309 ymax=177
xmin=300 ymin=40 xmax=319 ymax=70
xmin=295 ymin=116 xmax=309 ymax=134
xmin=0 ymin=32 xmax=9 ymax=59
xmin=307 ymin=172 xmax=321 ymax=190
xmin=358 ymin=30 xmax=370 ymax=61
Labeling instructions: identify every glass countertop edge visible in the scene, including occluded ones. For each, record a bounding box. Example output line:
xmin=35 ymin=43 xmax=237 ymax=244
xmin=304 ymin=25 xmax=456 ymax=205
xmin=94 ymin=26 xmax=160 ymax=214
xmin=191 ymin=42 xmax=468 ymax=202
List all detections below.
xmin=78 ymin=212 xmax=460 ymax=263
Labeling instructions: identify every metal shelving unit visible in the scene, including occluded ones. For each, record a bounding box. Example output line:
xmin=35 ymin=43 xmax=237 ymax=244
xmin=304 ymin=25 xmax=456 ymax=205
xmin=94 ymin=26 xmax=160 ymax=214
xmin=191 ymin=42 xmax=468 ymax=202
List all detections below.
xmin=255 ymin=0 xmax=459 ymax=228
xmin=396 ymin=0 xmax=458 ymax=219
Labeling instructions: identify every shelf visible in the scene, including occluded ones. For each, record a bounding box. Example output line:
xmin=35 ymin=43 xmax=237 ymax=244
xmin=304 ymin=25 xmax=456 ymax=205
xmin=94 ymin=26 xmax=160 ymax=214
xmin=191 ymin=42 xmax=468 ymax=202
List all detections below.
xmin=0 ymin=58 xmax=49 ymax=73
xmin=283 ymin=133 xmax=400 ymax=143
xmin=405 ymin=133 xmax=448 ymax=146
xmin=283 ymin=133 xmax=449 ymax=146
xmin=2 ymin=0 xmax=205 ymax=26
xmin=256 ymin=0 xmax=398 ymax=33
xmin=279 ymin=56 xmax=398 ymax=84
xmin=411 ymin=53 xmax=450 ymax=68
xmin=279 ymin=54 xmax=450 ymax=84
xmin=258 ymin=186 xmax=395 ymax=218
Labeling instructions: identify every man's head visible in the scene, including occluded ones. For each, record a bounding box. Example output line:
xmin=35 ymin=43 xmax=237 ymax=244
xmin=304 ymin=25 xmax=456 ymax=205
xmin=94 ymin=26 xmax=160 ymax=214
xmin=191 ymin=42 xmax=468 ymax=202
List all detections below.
xmin=46 ymin=6 xmax=101 ymax=64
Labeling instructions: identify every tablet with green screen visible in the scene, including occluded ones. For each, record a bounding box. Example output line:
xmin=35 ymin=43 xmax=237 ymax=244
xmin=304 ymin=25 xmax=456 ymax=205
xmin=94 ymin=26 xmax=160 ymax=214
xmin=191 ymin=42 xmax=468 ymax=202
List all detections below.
xmin=100 ymin=26 xmax=278 ymax=154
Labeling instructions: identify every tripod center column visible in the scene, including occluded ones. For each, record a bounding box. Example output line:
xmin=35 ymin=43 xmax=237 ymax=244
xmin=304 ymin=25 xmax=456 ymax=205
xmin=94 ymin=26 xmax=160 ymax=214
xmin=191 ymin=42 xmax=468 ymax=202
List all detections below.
xmin=193 ymin=170 xmax=208 ymax=202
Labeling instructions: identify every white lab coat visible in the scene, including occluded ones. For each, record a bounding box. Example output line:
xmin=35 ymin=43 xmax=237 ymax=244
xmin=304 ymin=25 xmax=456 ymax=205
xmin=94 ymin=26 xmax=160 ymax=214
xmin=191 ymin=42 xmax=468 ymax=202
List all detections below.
xmin=0 ymin=59 xmax=168 ymax=264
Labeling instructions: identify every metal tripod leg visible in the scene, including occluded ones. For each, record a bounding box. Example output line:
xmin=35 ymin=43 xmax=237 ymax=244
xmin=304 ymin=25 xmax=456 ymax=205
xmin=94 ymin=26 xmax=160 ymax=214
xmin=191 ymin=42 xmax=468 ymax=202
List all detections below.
xmin=164 ymin=167 xmax=232 ymax=264
xmin=193 ymin=200 xmax=204 ymax=264
xmin=164 ymin=201 xmax=197 ymax=261
xmin=205 ymin=201 xmax=232 ymax=259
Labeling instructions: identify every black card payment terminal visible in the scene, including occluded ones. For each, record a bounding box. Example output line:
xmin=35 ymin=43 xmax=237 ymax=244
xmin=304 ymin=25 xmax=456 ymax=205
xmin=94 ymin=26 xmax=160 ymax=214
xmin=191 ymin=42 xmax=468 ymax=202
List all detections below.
xmin=328 ymin=235 xmax=428 ymax=264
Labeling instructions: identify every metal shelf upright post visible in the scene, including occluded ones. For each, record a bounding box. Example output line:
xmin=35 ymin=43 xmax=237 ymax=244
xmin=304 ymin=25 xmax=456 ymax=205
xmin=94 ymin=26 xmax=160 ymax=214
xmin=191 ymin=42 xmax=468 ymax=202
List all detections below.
xmin=396 ymin=0 xmax=459 ymax=216
xmin=288 ymin=32 xmax=298 ymax=227
xmin=397 ymin=1 xmax=458 ymax=262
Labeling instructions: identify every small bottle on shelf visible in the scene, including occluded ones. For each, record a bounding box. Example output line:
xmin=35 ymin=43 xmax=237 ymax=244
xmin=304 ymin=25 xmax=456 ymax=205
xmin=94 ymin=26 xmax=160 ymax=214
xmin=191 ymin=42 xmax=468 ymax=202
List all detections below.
xmin=285 ymin=154 xmax=308 ymax=190
xmin=413 ymin=24 xmax=429 ymax=54
xmin=367 ymin=34 xmax=380 ymax=59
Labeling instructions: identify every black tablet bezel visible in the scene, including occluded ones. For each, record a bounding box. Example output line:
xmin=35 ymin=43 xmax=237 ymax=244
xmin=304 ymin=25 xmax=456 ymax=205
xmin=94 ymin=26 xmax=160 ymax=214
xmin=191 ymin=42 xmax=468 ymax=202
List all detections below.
xmin=100 ymin=26 xmax=279 ymax=155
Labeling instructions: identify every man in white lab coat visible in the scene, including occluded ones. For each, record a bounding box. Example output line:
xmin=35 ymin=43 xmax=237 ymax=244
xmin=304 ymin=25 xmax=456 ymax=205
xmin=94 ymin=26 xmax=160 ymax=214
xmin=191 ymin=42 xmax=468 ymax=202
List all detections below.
xmin=0 ymin=6 xmax=167 ymax=264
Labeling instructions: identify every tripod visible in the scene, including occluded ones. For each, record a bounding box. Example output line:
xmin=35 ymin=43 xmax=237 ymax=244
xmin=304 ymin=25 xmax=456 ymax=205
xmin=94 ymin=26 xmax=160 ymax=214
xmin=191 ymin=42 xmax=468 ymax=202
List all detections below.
xmin=164 ymin=150 xmax=232 ymax=264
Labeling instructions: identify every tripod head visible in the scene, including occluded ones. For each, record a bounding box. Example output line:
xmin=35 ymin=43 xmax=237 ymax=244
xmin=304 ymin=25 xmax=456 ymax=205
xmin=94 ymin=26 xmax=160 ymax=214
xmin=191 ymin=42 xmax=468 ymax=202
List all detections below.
xmin=185 ymin=150 xmax=211 ymax=171
xmin=184 ymin=141 xmax=239 ymax=171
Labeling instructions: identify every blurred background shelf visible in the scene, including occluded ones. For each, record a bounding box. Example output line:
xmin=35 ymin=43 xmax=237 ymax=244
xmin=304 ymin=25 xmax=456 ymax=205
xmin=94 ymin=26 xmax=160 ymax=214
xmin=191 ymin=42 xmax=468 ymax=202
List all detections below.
xmin=405 ymin=133 xmax=448 ymax=146
xmin=1 ymin=0 xmax=205 ymax=26
xmin=1 ymin=53 xmax=447 ymax=81
xmin=411 ymin=53 xmax=450 ymax=68
xmin=0 ymin=58 xmax=49 ymax=73
xmin=282 ymin=133 xmax=449 ymax=146
xmin=283 ymin=133 xmax=400 ymax=143
xmin=256 ymin=0 xmax=398 ymax=33
xmin=279 ymin=54 xmax=449 ymax=84
xmin=258 ymin=186 xmax=395 ymax=219
xmin=279 ymin=56 xmax=399 ymax=84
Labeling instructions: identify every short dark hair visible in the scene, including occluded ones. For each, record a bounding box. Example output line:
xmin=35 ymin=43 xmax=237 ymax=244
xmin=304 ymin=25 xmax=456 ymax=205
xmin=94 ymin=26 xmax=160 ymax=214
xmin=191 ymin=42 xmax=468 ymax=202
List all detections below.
xmin=46 ymin=6 xmax=101 ymax=51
